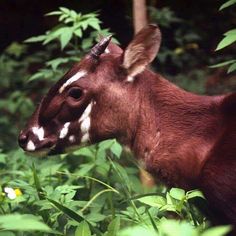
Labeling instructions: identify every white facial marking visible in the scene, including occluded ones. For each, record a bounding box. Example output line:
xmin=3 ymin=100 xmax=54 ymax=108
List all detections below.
xmin=79 ymin=102 xmax=93 ymax=143
xmin=80 ymin=117 xmax=91 ymax=133
xmin=105 ymin=48 xmax=110 ymax=53
xmin=81 ymin=133 xmax=90 ymax=143
xmin=69 ymin=135 xmax=75 ymax=143
xmin=127 ymin=76 xmax=134 ymax=82
xmin=32 ymin=126 xmax=45 ymax=141
xmin=79 ymin=103 xmax=92 ymax=123
xmin=59 ymin=70 xmax=87 ymax=93
xmin=26 ymin=140 xmax=36 ymax=151
xmin=59 ymin=122 xmax=70 ymax=139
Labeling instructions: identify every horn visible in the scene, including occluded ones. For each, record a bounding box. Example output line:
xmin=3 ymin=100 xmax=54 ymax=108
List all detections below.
xmin=90 ymin=35 xmax=112 ymax=59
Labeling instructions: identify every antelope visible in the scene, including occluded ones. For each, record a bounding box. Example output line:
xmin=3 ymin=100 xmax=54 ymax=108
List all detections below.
xmin=18 ymin=25 xmax=236 ymax=229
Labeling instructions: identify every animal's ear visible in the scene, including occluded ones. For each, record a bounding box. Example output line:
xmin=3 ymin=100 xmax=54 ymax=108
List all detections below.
xmin=122 ymin=24 xmax=161 ymax=79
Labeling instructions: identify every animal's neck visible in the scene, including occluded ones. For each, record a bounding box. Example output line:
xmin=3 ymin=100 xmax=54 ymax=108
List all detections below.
xmin=130 ymin=70 xmax=223 ymax=189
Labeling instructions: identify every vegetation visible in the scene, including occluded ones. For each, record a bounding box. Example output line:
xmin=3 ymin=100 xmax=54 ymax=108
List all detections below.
xmin=0 ymin=3 xmax=234 ymax=236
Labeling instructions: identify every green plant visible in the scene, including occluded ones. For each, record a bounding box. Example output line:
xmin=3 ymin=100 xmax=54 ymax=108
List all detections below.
xmin=0 ymin=6 xmax=233 ymax=236
xmin=210 ymin=0 xmax=236 ymax=73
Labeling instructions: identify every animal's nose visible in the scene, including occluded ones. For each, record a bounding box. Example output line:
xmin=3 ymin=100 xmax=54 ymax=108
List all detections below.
xmin=18 ymin=132 xmax=28 ymax=149
xmin=18 ymin=130 xmax=56 ymax=152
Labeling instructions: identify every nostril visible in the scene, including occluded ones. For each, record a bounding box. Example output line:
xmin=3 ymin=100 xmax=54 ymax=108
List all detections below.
xmin=18 ymin=133 xmax=28 ymax=147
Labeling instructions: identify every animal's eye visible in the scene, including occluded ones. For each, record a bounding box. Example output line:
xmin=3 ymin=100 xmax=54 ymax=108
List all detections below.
xmin=67 ymin=88 xmax=83 ymax=100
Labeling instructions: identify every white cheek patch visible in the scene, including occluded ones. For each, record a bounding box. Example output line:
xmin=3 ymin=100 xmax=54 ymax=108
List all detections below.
xmin=32 ymin=127 xmax=45 ymax=141
xmin=59 ymin=122 xmax=70 ymax=139
xmin=105 ymin=48 xmax=110 ymax=53
xmin=59 ymin=70 xmax=87 ymax=93
xmin=81 ymin=133 xmax=90 ymax=143
xmin=79 ymin=102 xmax=93 ymax=143
xmin=69 ymin=135 xmax=75 ymax=143
xmin=26 ymin=140 xmax=36 ymax=151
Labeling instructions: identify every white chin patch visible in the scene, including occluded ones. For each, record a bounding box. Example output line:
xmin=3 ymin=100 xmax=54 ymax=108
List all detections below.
xmin=26 ymin=140 xmax=36 ymax=151
xmin=32 ymin=126 xmax=45 ymax=141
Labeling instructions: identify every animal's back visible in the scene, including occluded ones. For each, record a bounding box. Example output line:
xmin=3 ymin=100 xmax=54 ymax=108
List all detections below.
xmin=199 ymin=93 xmax=236 ymax=227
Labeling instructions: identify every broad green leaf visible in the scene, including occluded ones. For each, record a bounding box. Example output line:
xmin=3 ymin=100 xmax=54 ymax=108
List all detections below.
xmin=220 ymin=0 xmax=236 ymax=10
xmin=75 ymin=221 xmax=91 ymax=236
xmin=88 ymin=19 xmax=101 ymax=31
xmin=136 ymin=195 xmax=166 ymax=208
xmin=60 ymin=27 xmax=73 ymax=50
xmin=59 ymin=7 xmax=70 ymax=14
xmin=118 ymin=225 xmax=156 ymax=236
xmin=186 ymin=190 xmax=205 ymax=200
xmin=202 ymin=225 xmax=232 ymax=236
xmin=169 ymin=188 xmax=185 ymax=200
xmin=0 ymin=232 xmax=15 ymax=236
xmin=224 ymin=28 xmax=236 ymax=35
xmin=159 ymin=220 xmax=197 ymax=236
xmin=73 ymin=146 xmax=95 ymax=158
xmin=106 ymin=217 xmax=120 ymax=236
xmin=0 ymin=214 xmax=54 ymax=232
xmin=110 ymin=141 xmax=122 ymax=158
xmin=216 ymin=34 xmax=236 ymax=51
xmin=74 ymin=28 xmax=82 ymax=38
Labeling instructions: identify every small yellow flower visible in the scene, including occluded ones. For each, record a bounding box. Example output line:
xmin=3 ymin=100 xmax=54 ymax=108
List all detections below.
xmin=174 ymin=47 xmax=184 ymax=55
xmin=14 ymin=188 xmax=22 ymax=197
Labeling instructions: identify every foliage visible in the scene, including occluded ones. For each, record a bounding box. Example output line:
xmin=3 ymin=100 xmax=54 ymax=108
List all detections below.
xmin=0 ymin=6 xmax=233 ymax=236
xmin=211 ymin=0 xmax=236 ymax=73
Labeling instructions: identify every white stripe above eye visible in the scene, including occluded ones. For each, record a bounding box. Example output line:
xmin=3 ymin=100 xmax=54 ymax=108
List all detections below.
xmin=59 ymin=70 xmax=87 ymax=93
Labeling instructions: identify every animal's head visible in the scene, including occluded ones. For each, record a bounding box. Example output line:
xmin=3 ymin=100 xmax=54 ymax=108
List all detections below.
xmin=18 ymin=24 xmax=161 ymax=155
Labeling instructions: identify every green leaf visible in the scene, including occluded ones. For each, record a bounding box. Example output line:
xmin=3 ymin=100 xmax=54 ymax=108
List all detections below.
xmin=0 ymin=153 xmax=6 ymax=164
xmin=216 ymin=34 xmax=236 ymax=51
xmin=88 ymin=19 xmax=101 ymax=31
xmin=220 ymin=0 xmax=236 ymax=10
xmin=0 ymin=214 xmax=54 ymax=232
xmin=24 ymin=35 xmax=46 ymax=43
xmin=202 ymin=225 xmax=232 ymax=236
xmin=110 ymin=141 xmax=122 ymax=158
xmin=224 ymin=28 xmax=236 ymax=35
xmin=75 ymin=221 xmax=91 ymax=236
xmin=74 ymin=28 xmax=82 ymax=38
xmin=47 ymin=198 xmax=84 ymax=223
xmin=158 ymin=220 xmax=196 ymax=236
xmin=118 ymin=225 xmax=156 ymax=236
xmin=209 ymin=59 xmax=236 ymax=68
xmin=186 ymin=189 xmax=205 ymax=200
xmin=136 ymin=195 xmax=166 ymax=208
xmin=45 ymin=11 xmax=61 ymax=16
xmin=59 ymin=7 xmax=70 ymax=14
xmin=227 ymin=62 xmax=236 ymax=73
xmin=106 ymin=217 xmax=120 ymax=236
xmin=169 ymin=188 xmax=185 ymax=200
xmin=60 ymin=27 xmax=73 ymax=50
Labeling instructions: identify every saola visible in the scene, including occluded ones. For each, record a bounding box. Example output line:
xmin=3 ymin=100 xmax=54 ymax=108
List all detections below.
xmin=18 ymin=25 xmax=236 ymax=229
